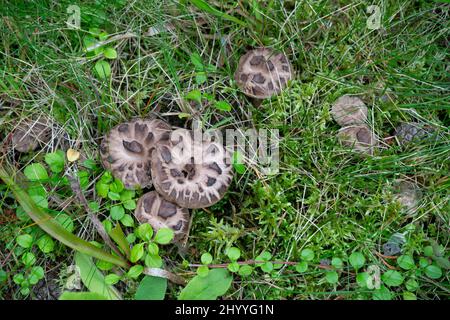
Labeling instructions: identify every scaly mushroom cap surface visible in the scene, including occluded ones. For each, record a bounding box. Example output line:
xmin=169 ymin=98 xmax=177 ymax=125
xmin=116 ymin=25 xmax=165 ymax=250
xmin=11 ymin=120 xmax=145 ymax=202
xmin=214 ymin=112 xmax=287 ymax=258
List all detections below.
xmin=234 ymin=47 xmax=293 ymax=99
xmin=394 ymin=122 xmax=435 ymax=145
xmin=100 ymin=118 xmax=171 ymax=190
xmin=134 ymin=191 xmax=189 ymax=242
xmin=151 ymin=129 xmax=233 ymax=209
xmin=337 ymin=125 xmax=379 ymax=155
xmin=392 ymin=179 xmax=422 ymax=214
xmin=12 ymin=117 xmax=52 ymax=153
xmin=331 ymin=95 xmax=368 ymax=126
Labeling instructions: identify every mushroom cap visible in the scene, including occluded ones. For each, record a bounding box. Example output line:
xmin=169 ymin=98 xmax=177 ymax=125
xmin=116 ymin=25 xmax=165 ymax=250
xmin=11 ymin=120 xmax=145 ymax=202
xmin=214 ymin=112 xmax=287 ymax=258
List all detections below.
xmin=392 ymin=179 xmax=422 ymax=214
xmin=151 ymin=128 xmax=233 ymax=209
xmin=134 ymin=191 xmax=189 ymax=242
xmin=337 ymin=125 xmax=379 ymax=155
xmin=100 ymin=118 xmax=171 ymax=190
xmin=234 ymin=47 xmax=293 ymax=99
xmin=12 ymin=117 xmax=52 ymax=153
xmin=394 ymin=122 xmax=435 ymax=145
xmin=331 ymin=95 xmax=368 ymax=127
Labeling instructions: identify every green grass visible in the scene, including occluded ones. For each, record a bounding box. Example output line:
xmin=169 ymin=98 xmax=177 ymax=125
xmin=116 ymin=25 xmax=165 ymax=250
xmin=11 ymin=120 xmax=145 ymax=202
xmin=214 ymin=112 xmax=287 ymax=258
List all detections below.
xmin=0 ymin=0 xmax=449 ymax=300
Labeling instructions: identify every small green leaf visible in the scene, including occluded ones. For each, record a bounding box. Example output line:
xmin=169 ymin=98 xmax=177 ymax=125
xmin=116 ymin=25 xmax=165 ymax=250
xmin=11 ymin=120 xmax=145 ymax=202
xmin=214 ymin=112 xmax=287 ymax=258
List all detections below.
xmin=55 ymin=214 xmax=74 ymax=233
xmin=22 ymin=252 xmax=36 ymax=267
xmin=325 ymin=271 xmax=339 ymax=284
xmin=226 ymin=247 xmax=241 ymax=261
xmin=147 ymin=242 xmax=159 ymax=255
xmin=295 ymin=261 xmax=308 ymax=273
xmin=403 ymin=291 xmax=417 ymax=300
xmin=136 ymin=223 xmax=153 ymax=241
xmin=256 ymin=251 xmax=272 ymax=263
xmin=120 ymin=214 xmax=134 ymax=227
xmin=120 ymin=190 xmax=135 ymax=201
xmin=145 ymin=254 xmax=163 ymax=268
xmin=423 ymin=245 xmax=434 ymax=257
xmin=0 ymin=269 xmax=7 ymax=283
xmin=372 ymin=285 xmax=392 ymax=300
xmin=382 ymin=270 xmax=404 ymax=287
xmin=44 ymin=151 xmax=65 ymax=173
xmin=232 ymin=151 xmax=246 ymax=174
xmin=238 ymin=265 xmax=253 ymax=277
xmin=24 ymin=163 xmax=48 ymax=181
xmin=201 ymin=253 xmax=213 ymax=265
xmin=331 ymin=257 xmax=344 ymax=269
xmin=356 ymin=272 xmax=369 ymax=288
xmin=95 ymin=60 xmax=111 ymax=79
xmin=130 ymin=243 xmax=145 ymax=263
xmin=127 ymin=265 xmax=144 ymax=279
xmin=185 ymin=89 xmax=202 ymax=103
xmin=123 ymin=199 xmax=136 ymax=210
xmin=108 ymin=191 xmax=121 ymax=201
xmin=214 ymin=101 xmax=232 ymax=112
xmin=349 ymin=252 xmax=365 ymax=270
xmin=154 ymin=228 xmax=174 ymax=244
xmin=135 ymin=276 xmax=167 ymax=300
xmin=197 ymin=265 xmax=210 ymax=277
xmin=59 ymin=292 xmax=109 ymax=300
xmin=424 ymin=264 xmax=442 ymax=279
xmin=16 ymin=234 xmax=33 ymax=248
xmin=37 ymin=235 xmax=55 ymax=253
xmin=29 ymin=266 xmax=44 ymax=285
xmin=103 ymin=47 xmax=118 ymax=59
xmin=110 ymin=205 xmax=125 ymax=220
xmin=105 ymin=274 xmax=121 ymax=285
xmin=96 ymin=182 xmax=109 ymax=198
xmin=405 ymin=278 xmax=419 ymax=291
xmin=397 ymin=255 xmax=415 ymax=270
xmin=300 ymin=248 xmax=315 ymax=262
xmin=227 ymin=262 xmax=240 ymax=273
xmin=109 ymin=179 xmax=124 ymax=193
xmin=260 ymin=262 xmax=273 ymax=273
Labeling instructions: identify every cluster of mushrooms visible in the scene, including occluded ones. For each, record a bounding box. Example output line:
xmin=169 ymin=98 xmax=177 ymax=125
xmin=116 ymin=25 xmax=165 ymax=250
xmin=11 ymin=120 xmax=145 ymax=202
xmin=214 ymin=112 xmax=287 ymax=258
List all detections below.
xmin=97 ymin=47 xmax=294 ymax=242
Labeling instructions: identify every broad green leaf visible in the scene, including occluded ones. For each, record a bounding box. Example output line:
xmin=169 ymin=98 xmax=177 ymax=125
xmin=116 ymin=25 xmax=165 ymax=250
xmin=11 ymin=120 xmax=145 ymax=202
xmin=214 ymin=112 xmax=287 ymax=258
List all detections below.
xmin=110 ymin=205 xmax=125 ymax=220
xmin=59 ymin=292 xmax=109 ymax=300
xmin=95 ymin=60 xmax=111 ymax=79
xmin=120 ymin=214 xmax=134 ymax=227
xmin=136 ymin=223 xmax=154 ymax=241
xmin=403 ymin=291 xmax=417 ymax=300
xmin=382 ymin=270 xmax=404 ymax=287
xmin=24 ymin=163 xmax=48 ymax=181
xmin=405 ymin=278 xmax=419 ymax=291
xmin=331 ymin=257 xmax=343 ymax=269
xmin=372 ymin=285 xmax=392 ymax=300
xmin=29 ymin=266 xmax=44 ymax=285
xmin=135 ymin=276 xmax=167 ymax=300
xmin=238 ymin=265 xmax=253 ymax=277
xmin=75 ymin=252 xmax=122 ymax=300
xmin=105 ymin=273 xmax=121 ymax=285
xmin=356 ymin=272 xmax=369 ymax=288
xmin=260 ymin=262 xmax=273 ymax=273
xmin=185 ymin=89 xmax=202 ymax=103
xmin=295 ymin=261 xmax=308 ymax=273
xmin=22 ymin=252 xmax=36 ymax=267
xmin=197 ymin=265 xmax=210 ymax=277
xmin=227 ymin=262 xmax=240 ymax=273
xmin=96 ymin=182 xmax=109 ymax=198
xmin=127 ymin=265 xmax=144 ymax=278
xmin=145 ymin=253 xmax=163 ymax=268
xmin=179 ymin=268 xmax=233 ymax=300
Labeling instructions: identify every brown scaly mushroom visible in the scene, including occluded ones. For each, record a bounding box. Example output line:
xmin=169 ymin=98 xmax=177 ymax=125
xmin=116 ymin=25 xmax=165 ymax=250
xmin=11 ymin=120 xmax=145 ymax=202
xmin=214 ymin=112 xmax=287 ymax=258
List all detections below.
xmin=234 ymin=47 xmax=293 ymax=106
xmin=100 ymin=118 xmax=171 ymax=190
xmin=134 ymin=191 xmax=189 ymax=242
xmin=330 ymin=95 xmax=368 ymax=127
xmin=151 ymin=128 xmax=233 ymax=209
xmin=392 ymin=179 xmax=422 ymax=215
xmin=12 ymin=117 xmax=52 ymax=153
xmin=337 ymin=125 xmax=379 ymax=155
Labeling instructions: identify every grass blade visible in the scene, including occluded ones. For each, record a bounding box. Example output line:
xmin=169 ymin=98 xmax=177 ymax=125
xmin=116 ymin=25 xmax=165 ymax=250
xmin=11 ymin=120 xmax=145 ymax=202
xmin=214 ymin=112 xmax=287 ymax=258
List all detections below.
xmin=188 ymin=0 xmax=246 ymax=26
xmin=0 ymin=164 xmax=128 ymax=268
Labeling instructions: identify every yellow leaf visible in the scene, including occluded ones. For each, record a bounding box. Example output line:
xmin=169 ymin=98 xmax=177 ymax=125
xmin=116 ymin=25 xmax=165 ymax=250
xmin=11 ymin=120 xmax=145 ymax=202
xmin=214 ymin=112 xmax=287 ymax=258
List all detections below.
xmin=67 ymin=149 xmax=80 ymax=162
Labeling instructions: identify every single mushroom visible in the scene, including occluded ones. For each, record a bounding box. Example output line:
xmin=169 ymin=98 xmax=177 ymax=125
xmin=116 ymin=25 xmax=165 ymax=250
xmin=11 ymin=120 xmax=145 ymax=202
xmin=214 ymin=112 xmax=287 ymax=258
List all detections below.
xmin=134 ymin=191 xmax=189 ymax=242
xmin=330 ymin=95 xmax=368 ymax=127
xmin=100 ymin=118 xmax=171 ymax=190
xmin=151 ymin=128 xmax=233 ymax=209
xmin=337 ymin=125 xmax=379 ymax=155
xmin=12 ymin=117 xmax=52 ymax=153
xmin=234 ymin=47 xmax=293 ymax=106
xmin=394 ymin=122 xmax=436 ymax=146
xmin=392 ymin=179 xmax=422 ymax=215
